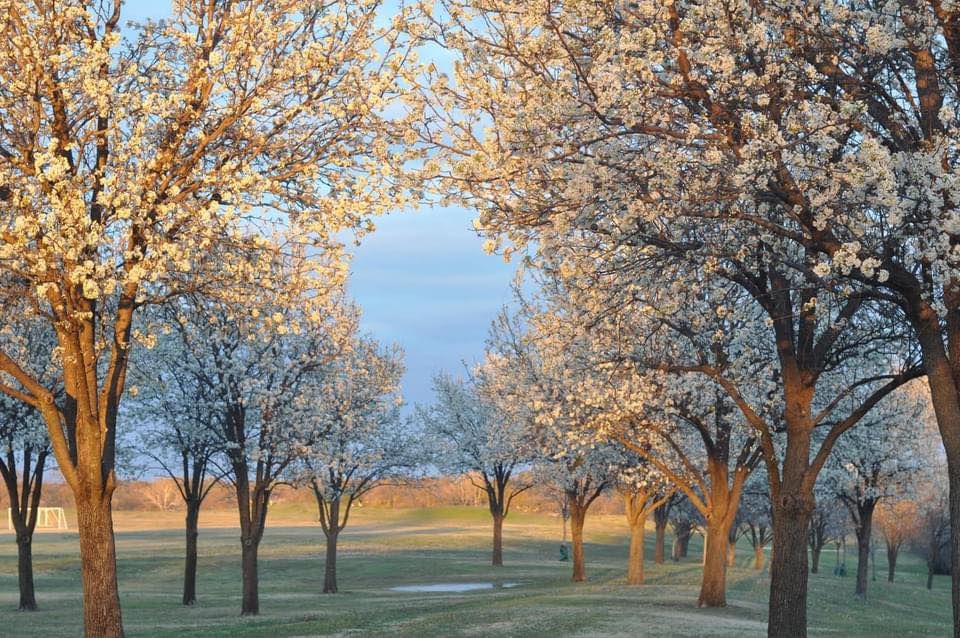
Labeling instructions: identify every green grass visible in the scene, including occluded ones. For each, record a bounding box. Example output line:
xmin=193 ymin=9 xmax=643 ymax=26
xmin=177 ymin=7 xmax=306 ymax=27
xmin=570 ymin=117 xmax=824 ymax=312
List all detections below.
xmin=0 ymin=506 xmax=950 ymax=637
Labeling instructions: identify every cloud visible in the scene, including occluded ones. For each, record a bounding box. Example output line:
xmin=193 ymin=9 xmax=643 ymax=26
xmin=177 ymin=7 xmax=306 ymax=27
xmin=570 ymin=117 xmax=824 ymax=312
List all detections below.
xmin=348 ymin=206 xmax=516 ymax=408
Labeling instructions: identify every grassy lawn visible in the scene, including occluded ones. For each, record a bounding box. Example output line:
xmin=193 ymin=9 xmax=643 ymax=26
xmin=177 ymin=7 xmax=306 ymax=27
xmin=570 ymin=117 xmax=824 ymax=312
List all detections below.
xmin=0 ymin=505 xmax=950 ymax=637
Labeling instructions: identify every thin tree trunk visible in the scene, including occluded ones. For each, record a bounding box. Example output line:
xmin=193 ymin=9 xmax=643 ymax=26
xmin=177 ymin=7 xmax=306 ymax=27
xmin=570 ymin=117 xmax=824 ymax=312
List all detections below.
xmin=232 ymin=455 xmax=271 ymax=617
xmin=492 ymin=512 xmax=504 ymax=567
xmin=241 ymin=538 xmax=259 ymax=615
xmin=855 ymin=534 xmax=870 ymax=598
xmin=929 ymin=564 xmax=935 ymax=590
xmin=855 ymin=504 xmax=875 ymax=599
xmin=810 ymin=544 xmax=823 ymax=574
xmin=754 ymin=543 xmax=765 ymax=571
xmin=727 ymin=517 xmax=740 ymax=568
xmin=570 ymin=503 xmax=587 ymax=582
xmin=2 ymin=448 xmax=47 ymax=613
xmin=886 ymin=544 xmax=898 ymax=582
xmin=16 ymin=534 xmax=36 ymax=611
xmin=767 ymin=494 xmax=813 ymax=638
xmin=183 ymin=500 xmax=200 ymax=606
xmin=76 ymin=493 xmax=124 ymax=637
xmin=654 ymin=516 xmax=667 ymax=564
xmin=673 ymin=524 xmax=692 ymax=560
xmin=944 ymin=445 xmax=960 ymax=623
xmin=699 ymin=518 xmax=732 ymax=608
xmin=323 ymin=529 xmax=338 ymax=594
xmin=627 ymin=516 xmax=646 ymax=585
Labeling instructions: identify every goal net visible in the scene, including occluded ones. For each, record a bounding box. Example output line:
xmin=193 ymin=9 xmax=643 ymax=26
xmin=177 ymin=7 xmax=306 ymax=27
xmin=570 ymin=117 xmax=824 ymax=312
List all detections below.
xmin=8 ymin=507 xmax=69 ymax=531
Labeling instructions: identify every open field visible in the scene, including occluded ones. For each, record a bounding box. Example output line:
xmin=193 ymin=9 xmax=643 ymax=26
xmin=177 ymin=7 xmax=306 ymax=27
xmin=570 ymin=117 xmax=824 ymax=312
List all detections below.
xmin=0 ymin=506 xmax=951 ymax=637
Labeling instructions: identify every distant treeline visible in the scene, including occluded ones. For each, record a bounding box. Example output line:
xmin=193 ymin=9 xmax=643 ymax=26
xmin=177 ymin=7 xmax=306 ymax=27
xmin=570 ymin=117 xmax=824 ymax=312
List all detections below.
xmin=3 ymin=473 xmax=624 ymax=517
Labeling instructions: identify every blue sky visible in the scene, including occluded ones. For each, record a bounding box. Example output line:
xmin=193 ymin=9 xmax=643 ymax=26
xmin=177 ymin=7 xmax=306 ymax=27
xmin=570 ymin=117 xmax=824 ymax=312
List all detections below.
xmin=348 ymin=208 xmax=515 ymax=408
xmin=122 ymin=1 xmax=516 ymax=408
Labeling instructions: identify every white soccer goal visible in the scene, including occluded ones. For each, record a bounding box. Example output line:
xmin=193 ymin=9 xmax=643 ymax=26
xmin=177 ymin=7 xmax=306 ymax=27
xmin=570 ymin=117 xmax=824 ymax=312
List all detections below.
xmin=8 ymin=507 xmax=69 ymax=531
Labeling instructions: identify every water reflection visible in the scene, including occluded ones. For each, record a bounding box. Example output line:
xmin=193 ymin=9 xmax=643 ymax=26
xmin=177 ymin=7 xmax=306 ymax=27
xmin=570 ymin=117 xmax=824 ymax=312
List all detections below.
xmin=390 ymin=582 xmax=521 ymax=593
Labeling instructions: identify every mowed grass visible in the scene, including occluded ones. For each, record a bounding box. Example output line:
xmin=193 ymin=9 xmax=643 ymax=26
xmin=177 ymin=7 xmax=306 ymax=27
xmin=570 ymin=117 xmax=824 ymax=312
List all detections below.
xmin=0 ymin=505 xmax=951 ymax=637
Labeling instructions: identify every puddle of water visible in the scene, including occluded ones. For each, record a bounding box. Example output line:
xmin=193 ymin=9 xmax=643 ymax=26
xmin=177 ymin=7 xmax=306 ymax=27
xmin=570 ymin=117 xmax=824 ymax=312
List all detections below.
xmin=390 ymin=582 xmax=521 ymax=593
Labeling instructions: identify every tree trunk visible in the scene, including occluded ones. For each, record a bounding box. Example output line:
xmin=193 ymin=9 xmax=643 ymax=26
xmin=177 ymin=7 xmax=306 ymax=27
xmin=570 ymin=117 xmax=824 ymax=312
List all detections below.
xmin=944 ymin=444 xmax=960 ymax=625
xmin=929 ymin=565 xmax=936 ymax=590
xmin=3 ymin=448 xmax=48 ymax=614
xmin=855 ymin=533 xmax=870 ymax=598
xmin=570 ymin=503 xmax=587 ymax=582
xmin=886 ymin=544 xmax=898 ymax=582
xmin=16 ymin=534 xmax=37 ymax=611
xmin=754 ymin=543 xmax=765 ymax=571
xmin=673 ymin=524 xmax=692 ymax=560
xmin=727 ymin=519 xmax=741 ymax=569
xmin=767 ymin=494 xmax=813 ymax=638
xmin=241 ymin=538 xmax=259 ymax=615
xmin=912 ymin=312 xmax=960 ymax=632
xmin=183 ymin=501 xmax=200 ymax=606
xmin=810 ymin=544 xmax=822 ymax=574
xmin=323 ymin=529 xmax=338 ymax=594
xmin=699 ymin=518 xmax=732 ymax=607
xmin=854 ymin=504 xmax=875 ymax=599
xmin=232 ymin=461 xmax=271 ymax=616
xmin=627 ymin=517 xmax=646 ymax=585
xmin=76 ymin=493 xmax=124 ymax=637
xmin=492 ymin=512 xmax=504 ymax=567
xmin=654 ymin=516 xmax=667 ymax=564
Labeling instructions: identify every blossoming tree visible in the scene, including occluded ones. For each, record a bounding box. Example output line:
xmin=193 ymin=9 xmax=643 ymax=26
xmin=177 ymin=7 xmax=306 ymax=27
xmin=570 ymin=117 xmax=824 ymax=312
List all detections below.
xmin=821 ymin=381 xmax=926 ymax=599
xmin=615 ymin=458 xmax=674 ymax=586
xmin=423 ymin=4 xmax=929 ymax=633
xmin=422 ymin=2 xmax=960 ymax=633
xmin=295 ymin=335 xmax=411 ymax=594
xmin=737 ymin=479 xmax=774 ymax=572
xmin=0 ymin=316 xmax=59 ymax=611
xmin=0 ymin=396 xmax=49 ymax=612
xmin=534 ymin=444 xmax=617 ymax=583
xmin=167 ymin=286 xmax=356 ymax=616
xmin=483 ymin=304 xmax=629 ymax=583
xmin=876 ymin=499 xmax=921 ymax=583
xmin=125 ymin=305 xmax=229 ymax=606
xmin=552 ymin=283 xmax=767 ymax=607
xmin=669 ymin=498 xmax=701 ymax=562
xmin=652 ymin=492 xmax=683 ymax=565
xmin=418 ymin=365 xmax=535 ymax=567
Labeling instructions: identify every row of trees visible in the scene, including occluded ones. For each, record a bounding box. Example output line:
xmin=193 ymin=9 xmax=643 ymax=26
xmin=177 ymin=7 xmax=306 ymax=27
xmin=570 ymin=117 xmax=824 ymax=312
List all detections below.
xmin=129 ymin=292 xmax=413 ymax=607
xmin=0 ymin=286 xmax=948 ymax=627
xmin=4 ymin=287 xmax=947 ymax=615
xmin=416 ymin=2 xmax=960 ymax=636
xmin=3 ymin=2 xmax=960 ymax=637
xmin=0 ymin=1 xmax=423 ymax=635
xmin=418 ymin=302 xmax=945 ymax=605
xmin=0 ymin=282 xmax=414 ymax=612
